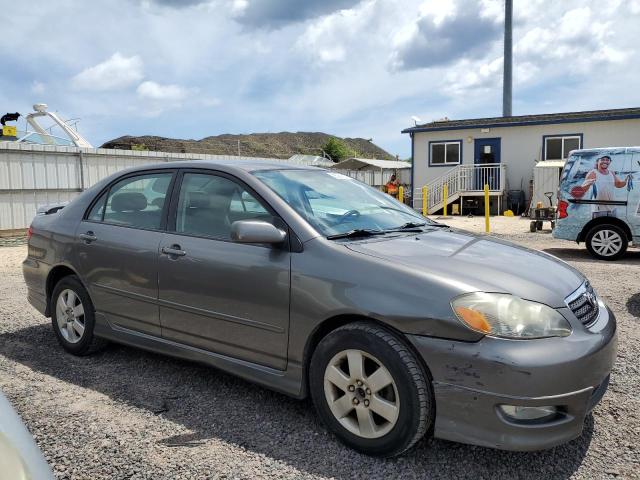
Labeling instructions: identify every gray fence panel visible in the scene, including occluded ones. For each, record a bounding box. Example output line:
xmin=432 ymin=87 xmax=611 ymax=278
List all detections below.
xmin=1 ymin=142 xmax=407 ymax=231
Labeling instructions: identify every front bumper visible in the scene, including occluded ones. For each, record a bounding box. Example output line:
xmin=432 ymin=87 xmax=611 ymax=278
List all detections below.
xmin=407 ymin=304 xmax=617 ymax=451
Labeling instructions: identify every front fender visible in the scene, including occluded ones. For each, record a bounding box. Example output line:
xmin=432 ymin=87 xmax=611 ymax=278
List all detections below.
xmin=287 ymin=238 xmax=482 ymax=365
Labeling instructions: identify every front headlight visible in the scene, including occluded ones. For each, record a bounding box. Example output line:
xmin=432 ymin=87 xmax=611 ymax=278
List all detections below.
xmin=451 ymin=292 xmax=572 ymax=339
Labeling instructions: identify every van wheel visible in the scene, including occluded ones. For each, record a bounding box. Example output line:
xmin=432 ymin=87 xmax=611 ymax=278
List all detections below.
xmin=529 ymin=221 xmax=536 ymax=233
xmin=585 ymin=224 xmax=628 ymax=260
xmin=51 ymin=275 xmax=108 ymax=355
xmin=309 ymin=322 xmax=434 ymax=457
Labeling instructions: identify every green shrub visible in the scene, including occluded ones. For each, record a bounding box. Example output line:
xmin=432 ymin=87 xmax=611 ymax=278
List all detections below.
xmin=323 ymin=137 xmax=354 ymax=163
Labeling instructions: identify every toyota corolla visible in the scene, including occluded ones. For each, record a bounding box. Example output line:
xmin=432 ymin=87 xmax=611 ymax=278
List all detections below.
xmin=23 ymin=161 xmax=616 ymax=456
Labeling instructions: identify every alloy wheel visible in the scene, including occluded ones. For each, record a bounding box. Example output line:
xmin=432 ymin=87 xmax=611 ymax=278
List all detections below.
xmin=323 ymin=349 xmax=400 ymax=439
xmin=55 ymin=289 xmax=86 ymax=344
xmin=591 ymin=229 xmax=623 ymax=257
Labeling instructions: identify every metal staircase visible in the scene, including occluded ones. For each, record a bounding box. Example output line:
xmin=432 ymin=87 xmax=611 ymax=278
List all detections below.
xmin=413 ymin=163 xmax=506 ymax=214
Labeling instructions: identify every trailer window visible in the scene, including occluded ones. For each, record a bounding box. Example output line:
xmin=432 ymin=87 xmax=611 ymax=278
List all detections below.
xmin=429 ymin=141 xmax=461 ymax=166
xmin=544 ymin=135 xmax=581 ymax=161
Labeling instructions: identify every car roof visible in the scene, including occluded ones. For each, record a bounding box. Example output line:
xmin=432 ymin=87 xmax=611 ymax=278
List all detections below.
xmin=130 ymin=159 xmax=319 ymax=173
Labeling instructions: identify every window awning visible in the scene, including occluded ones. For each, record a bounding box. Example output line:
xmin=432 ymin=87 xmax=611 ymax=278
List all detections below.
xmin=536 ymin=160 xmax=566 ymax=168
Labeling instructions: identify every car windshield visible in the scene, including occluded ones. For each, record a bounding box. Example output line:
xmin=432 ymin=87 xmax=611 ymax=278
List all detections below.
xmin=253 ymin=169 xmax=432 ymax=237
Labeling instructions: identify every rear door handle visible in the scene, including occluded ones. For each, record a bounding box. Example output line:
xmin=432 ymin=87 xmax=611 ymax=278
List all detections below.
xmin=79 ymin=231 xmax=97 ymax=243
xmin=161 ymin=245 xmax=186 ymax=257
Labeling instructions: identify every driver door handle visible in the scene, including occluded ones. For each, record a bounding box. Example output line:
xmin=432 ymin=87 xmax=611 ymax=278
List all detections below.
xmin=161 ymin=245 xmax=186 ymax=257
xmin=79 ymin=231 xmax=97 ymax=243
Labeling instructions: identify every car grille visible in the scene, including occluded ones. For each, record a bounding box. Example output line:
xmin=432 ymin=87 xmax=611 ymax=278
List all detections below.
xmin=566 ymin=282 xmax=599 ymax=327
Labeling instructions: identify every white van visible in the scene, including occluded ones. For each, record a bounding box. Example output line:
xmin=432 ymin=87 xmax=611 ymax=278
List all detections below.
xmin=553 ymin=147 xmax=639 ymax=260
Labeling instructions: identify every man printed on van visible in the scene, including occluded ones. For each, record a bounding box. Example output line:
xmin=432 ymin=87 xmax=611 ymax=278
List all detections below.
xmin=570 ymin=155 xmax=628 ymax=218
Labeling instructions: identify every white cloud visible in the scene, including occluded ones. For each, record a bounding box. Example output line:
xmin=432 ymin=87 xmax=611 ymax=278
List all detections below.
xmin=72 ymin=53 xmax=144 ymax=91
xmin=136 ymin=81 xmax=191 ymax=101
xmin=230 ymin=0 xmax=248 ymax=15
xmin=135 ymin=81 xmax=197 ymax=116
xmin=31 ymin=81 xmax=45 ymax=94
xmin=3 ymin=0 xmax=640 ymax=157
xmin=202 ymin=97 xmax=222 ymax=107
xmin=295 ymin=0 xmax=382 ymax=65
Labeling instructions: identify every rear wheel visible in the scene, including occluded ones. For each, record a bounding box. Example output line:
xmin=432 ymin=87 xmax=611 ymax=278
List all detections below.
xmin=585 ymin=224 xmax=628 ymax=261
xmin=51 ymin=275 xmax=107 ymax=355
xmin=309 ymin=322 xmax=433 ymax=457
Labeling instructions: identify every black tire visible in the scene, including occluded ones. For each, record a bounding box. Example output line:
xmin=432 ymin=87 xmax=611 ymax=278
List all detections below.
xmin=529 ymin=221 xmax=536 ymax=233
xmin=50 ymin=275 xmax=108 ymax=355
xmin=536 ymin=221 xmax=543 ymax=231
xmin=309 ymin=322 xmax=433 ymax=457
xmin=585 ymin=224 xmax=628 ymax=261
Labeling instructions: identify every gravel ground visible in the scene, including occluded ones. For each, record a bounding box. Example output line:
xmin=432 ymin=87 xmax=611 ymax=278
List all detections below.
xmin=0 ymin=223 xmax=639 ymax=479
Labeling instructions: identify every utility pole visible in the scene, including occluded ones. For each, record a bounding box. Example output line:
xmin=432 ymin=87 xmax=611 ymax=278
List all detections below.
xmin=237 ymin=139 xmax=240 ymax=156
xmin=503 ymin=0 xmax=513 ymax=117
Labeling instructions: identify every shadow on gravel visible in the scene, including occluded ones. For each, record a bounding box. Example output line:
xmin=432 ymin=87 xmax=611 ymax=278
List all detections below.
xmin=626 ymin=293 xmax=640 ymax=319
xmin=542 ymin=247 xmax=640 ymax=264
xmin=0 ymin=323 xmax=594 ymax=480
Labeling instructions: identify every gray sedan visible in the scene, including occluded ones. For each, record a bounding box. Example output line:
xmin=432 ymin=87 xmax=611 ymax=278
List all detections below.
xmin=23 ymin=161 xmax=616 ymax=457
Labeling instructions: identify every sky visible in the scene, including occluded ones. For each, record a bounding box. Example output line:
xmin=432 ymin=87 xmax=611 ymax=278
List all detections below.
xmin=2 ymin=0 xmax=639 ymax=158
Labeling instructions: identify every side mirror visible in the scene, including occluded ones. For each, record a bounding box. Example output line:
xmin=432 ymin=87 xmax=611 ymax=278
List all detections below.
xmin=230 ymin=220 xmax=287 ymax=244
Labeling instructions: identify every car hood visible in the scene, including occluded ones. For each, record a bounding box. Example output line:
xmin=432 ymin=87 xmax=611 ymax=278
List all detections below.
xmin=345 ymin=228 xmax=584 ymax=308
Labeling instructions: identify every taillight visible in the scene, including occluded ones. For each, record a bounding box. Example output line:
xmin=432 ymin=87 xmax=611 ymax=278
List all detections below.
xmin=27 ymin=226 xmax=33 ymax=240
xmin=558 ymin=200 xmax=569 ymax=219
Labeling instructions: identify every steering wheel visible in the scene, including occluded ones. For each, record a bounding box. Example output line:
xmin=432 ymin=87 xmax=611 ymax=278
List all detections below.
xmin=336 ymin=209 xmax=361 ymax=224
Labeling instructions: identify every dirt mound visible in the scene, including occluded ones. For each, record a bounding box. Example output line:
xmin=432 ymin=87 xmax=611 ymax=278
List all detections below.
xmin=101 ymin=132 xmax=395 ymax=160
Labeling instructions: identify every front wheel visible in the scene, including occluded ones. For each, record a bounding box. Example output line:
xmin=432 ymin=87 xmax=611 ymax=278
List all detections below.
xmin=585 ymin=224 xmax=628 ymax=260
xmin=309 ymin=322 xmax=434 ymax=457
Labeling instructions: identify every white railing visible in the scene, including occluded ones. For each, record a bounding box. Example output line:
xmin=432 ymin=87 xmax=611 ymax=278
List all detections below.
xmin=413 ymin=164 xmax=506 ymax=213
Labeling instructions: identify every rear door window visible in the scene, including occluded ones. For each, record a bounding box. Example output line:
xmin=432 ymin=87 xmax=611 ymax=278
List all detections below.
xmin=102 ymin=172 xmax=173 ymax=230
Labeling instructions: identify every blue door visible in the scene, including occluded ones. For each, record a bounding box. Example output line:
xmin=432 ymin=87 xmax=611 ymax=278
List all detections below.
xmin=474 ymin=138 xmax=501 ymax=190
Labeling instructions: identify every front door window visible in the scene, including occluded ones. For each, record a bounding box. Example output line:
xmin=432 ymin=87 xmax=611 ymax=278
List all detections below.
xmin=175 ymin=173 xmax=274 ymax=239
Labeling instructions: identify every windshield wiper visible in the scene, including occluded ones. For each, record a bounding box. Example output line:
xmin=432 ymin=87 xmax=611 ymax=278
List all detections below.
xmin=384 ymin=221 xmax=449 ymax=233
xmin=394 ymin=221 xmax=427 ymax=229
xmin=382 ymin=221 xmax=427 ymax=233
xmin=327 ymin=229 xmax=386 ymax=240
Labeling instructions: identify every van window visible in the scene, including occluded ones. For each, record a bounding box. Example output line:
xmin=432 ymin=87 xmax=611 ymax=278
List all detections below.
xmin=560 ymin=151 xmax=630 ymax=220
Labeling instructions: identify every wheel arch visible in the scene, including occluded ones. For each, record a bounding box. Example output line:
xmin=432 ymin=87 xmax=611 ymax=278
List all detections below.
xmin=45 ymin=264 xmax=81 ymax=316
xmin=300 ymin=314 xmax=433 ymax=399
xmin=577 ymin=216 xmax=632 ymax=243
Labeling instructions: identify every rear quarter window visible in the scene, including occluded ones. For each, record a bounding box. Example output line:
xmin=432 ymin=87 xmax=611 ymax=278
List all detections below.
xmin=87 ymin=193 xmax=107 ymax=222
